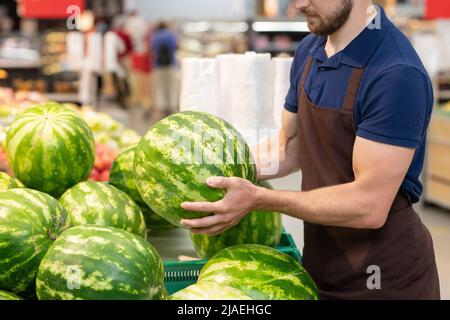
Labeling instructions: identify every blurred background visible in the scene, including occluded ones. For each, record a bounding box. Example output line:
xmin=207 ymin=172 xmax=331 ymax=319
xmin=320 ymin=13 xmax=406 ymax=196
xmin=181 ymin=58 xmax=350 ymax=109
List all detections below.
xmin=0 ymin=0 xmax=449 ymax=298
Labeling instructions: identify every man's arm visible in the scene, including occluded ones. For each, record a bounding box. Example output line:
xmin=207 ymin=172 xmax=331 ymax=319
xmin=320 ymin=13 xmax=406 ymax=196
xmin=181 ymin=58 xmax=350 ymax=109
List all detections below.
xmin=181 ymin=137 xmax=414 ymax=234
xmin=253 ymin=109 xmax=301 ymax=180
xmin=254 ymin=137 xmax=414 ymax=229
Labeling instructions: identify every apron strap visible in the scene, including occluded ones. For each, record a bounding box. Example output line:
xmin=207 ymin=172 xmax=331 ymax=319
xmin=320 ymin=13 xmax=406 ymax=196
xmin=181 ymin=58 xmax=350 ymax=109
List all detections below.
xmin=300 ymin=57 xmax=314 ymax=88
xmin=342 ymin=68 xmax=365 ymax=112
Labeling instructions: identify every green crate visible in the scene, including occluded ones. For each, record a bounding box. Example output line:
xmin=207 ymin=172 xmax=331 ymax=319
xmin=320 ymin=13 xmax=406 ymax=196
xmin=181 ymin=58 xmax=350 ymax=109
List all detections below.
xmin=163 ymin=231 xmax=302 ymax=295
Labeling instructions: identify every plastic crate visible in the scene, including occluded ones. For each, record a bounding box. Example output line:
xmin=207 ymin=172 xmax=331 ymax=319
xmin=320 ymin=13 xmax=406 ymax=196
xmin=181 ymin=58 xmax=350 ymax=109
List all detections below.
xmin=163 ymin=231 xmax=302 ymax=295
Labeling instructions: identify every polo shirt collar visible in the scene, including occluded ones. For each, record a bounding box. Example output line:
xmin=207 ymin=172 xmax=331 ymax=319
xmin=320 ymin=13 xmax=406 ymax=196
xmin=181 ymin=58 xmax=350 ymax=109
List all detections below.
xmin=308 ymin=5 xmax=393 ymax=69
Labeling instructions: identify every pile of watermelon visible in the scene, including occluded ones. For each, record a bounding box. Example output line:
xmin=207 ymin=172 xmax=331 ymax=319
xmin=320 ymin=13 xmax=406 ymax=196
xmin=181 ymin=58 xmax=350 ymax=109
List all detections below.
xmin=0 ymin=102 xmax=317 ymax=300
xmin=171 ymin=245 xmax=319 ymax=300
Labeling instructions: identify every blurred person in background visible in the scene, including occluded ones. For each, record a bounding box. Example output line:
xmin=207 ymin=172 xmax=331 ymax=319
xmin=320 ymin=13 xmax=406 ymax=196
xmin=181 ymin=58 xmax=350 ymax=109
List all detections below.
xmin=125 ymin=10 xmax=152 ymax=109
xmin=150 ymin=21 xmax=180 ymax=120
xmin=111 ymin=16 xmax=133 ymax=108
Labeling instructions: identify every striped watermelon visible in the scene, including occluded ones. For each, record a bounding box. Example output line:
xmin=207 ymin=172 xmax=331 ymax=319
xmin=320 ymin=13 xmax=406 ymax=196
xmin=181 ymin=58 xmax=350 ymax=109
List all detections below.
xmin=190 ymin=181 xmax=283 ymax=259
xmin=134 ymin=111 xmax=256 ymax=227
xmin=0 ymin=290 xmax=22 ymax=300
xmin=170 ymin=281 xmax=252 ymax=300
xmin=0 ymin=172 xmax=24 ymax=191
xmin=36 ymin=225 xmax=167 ymax=300
xmin=6 ymin=102 xmax=95 ymax=197
xmin=198 ymin=244 xmax=319 ymax=300
xmin=109 ymin=145 xmax=176 ymax=230
xmin=0 ymin=188 xmax=70 ymax=295
xmin=141 ymin=207 xmax=176 ymax=230
xmin=59 ymin=181 xmax=147 ymax=238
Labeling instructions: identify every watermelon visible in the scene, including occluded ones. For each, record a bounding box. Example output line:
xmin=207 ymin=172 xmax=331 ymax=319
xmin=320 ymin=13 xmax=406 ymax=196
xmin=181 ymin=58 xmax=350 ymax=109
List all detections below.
xmin=36 ymin=225 xmax=167 ymax=300
xmin=198 ymin=244 xmax=319 ymax=300
xmin=6 ymin=102 xmax=95 ymax=197
xmin=59 ymin=181 xmax=147 ymax=238
xmin=0 ymin=171 xmax=24 ymax=191
xmin=109 ymin=145 xmax=175 ymax=230
xmin=170 ymin=281 xmax=252 ymax=300
xmin=142 ymin=207 xmax=176 ymax=230
xmin=0 ymin=188 xmax=70 ymax=295
xmin=190 ymin=181 xmax=283 ymax=259
xmin=0 ymin=290 xmax=22 ymax=300
xmin=134 ymin=111 xmax=256 ymax=227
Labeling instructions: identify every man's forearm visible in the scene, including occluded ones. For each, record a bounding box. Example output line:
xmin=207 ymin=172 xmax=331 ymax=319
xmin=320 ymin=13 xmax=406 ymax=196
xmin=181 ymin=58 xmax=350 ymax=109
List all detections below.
xmin=254 ymin=182 xmax=390 ymax=229
xmin=254 ymin=132 xmax=300 ymax=180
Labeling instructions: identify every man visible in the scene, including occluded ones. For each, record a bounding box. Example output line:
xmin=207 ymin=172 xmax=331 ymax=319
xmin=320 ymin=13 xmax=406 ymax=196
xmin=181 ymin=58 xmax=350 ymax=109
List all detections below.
xmin=181 ymin=0 xmax=440 ymax=299
xmin=150 ymin=21 xmax=179 ymax=119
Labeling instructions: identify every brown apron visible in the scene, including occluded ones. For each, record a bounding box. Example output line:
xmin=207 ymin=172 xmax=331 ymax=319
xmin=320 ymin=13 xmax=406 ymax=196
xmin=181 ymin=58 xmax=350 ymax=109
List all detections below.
xmin=298 ymin=57 xmax=440 ymax=300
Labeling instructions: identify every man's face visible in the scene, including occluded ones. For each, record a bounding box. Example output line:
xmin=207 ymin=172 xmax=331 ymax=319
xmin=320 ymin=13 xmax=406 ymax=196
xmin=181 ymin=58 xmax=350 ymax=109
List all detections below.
xmin=295 ymin=0 xmax=354 ymax=36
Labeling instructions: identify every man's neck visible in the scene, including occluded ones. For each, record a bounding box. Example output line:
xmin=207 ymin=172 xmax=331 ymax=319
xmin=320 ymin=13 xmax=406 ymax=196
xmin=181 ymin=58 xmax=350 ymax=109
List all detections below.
xmin=325 ymin=1 xmax=375 ymax=58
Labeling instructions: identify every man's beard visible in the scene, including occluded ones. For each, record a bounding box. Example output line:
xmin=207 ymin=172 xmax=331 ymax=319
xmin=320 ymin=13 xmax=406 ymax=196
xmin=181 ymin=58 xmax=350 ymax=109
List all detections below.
xmin=302 ymin=0 xmax=353 ymax=36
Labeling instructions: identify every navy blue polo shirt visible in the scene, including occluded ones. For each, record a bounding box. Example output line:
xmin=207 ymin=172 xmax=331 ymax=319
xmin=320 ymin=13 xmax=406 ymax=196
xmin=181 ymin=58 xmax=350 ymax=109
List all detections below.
xmin=285 ymin=7 xmax=433 ymax=203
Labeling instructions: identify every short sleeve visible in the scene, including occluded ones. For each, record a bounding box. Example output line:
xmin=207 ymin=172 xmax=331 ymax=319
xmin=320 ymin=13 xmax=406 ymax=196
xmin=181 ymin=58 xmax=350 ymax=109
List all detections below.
xmin=356 ymin=65 xmax=432 ymax=149
xmin=284 ymin=36 xmax=315 ymax=113
xmin=284 ymin=52 xmax=301 ymax=113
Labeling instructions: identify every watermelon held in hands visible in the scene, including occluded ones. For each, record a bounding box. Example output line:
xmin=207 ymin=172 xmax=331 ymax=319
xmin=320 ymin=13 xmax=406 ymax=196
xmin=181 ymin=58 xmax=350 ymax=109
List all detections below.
xmin=134 ymin=111 xmax=256 ymax=228
xmin=36 ymin=225 xmax=167 ymax=300
xmin=0 ymin=171 xmax=24 ymax=191
xmin=190 ymin=181 xmax=283 ymax=259
xmin=0 ymin=188 xmax=71 ymax=295
xmin=198 ymin=244 xmax=319 ymax=300
xmin=5 ymin=102 xmax=95 ymax=198
xmin=59 ymin=181 xmax=147 ymax=239
xmin=169 ymin=281 xmax=252 ymax=300
xmin=109 ymin=145 xmax=176 ymax=230
xmin=0 ymin=290 xmax=22 ymax=300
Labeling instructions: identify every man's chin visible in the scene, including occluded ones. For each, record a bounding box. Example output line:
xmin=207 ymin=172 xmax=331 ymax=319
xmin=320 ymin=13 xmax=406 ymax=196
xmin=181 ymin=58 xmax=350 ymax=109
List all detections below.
xmin=307 ymin=23 xmax=326 ymax=36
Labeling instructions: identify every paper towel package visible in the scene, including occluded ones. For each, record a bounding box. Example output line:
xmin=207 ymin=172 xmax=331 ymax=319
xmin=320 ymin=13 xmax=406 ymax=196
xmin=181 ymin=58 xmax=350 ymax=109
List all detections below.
xmin=230 ymin=52 xmax=274 ymax=142
xmin=273 ymin=57 xmax=294 ymax=129
xmin=179 ymin=52 xmax=292 ymax=144
xmin=66 ymin=31 xmax=84 ymax=71
xmin=217 ymin=53 xmax=239 ymax=124
xmin=179 ymin=58 xmax=221 ymax=117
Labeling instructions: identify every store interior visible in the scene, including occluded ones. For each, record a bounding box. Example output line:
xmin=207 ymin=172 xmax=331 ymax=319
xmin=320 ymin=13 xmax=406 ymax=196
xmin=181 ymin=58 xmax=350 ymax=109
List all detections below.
xmin=0 ymin=0 xmax=449 ymax=300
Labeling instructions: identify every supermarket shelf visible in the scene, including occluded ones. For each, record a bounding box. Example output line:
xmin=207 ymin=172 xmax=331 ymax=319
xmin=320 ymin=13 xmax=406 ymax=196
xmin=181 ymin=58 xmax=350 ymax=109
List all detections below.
xmin=0 ymin=58 xmax=41 ymax=69
xmin=439 ymin=90 xmax=450 ymax=100
xmin=44 ymin=92 xmax=79 ymax=103
xmin=251 ymin=21 xmax=309 ymax=33
xmin=254 ymin=42 xmax=300 ymax=53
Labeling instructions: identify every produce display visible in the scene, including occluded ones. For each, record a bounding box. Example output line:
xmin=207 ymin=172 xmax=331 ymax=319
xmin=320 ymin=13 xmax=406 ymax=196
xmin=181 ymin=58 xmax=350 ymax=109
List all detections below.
xmin=59 ymin=181 xmax=147 ymax=239
xmin=197 ymin=245 xmax=319 ymax=300
xmin=0 ymin=171 xmax=24 ymax=191
xmin=0 ymin=188 xmax=71 ymax=295
xmin=134 ymin=111 xmax=257 ymax=227
xmin=109 ymin=145 xmax=176 ymax=230
xmin=190 ymin=180 xmax=282 ymax=259
xmin=0 ymin=99 xmax=140 ymax=179
xmin=79 ymin=108 xmax=141 ymax=151
xmin=5 ymin=103 xmax=95 ymax=197
xmin=89 ymin=144 xmax=116 ymax=182
xmin=36 ymin=225 xmax=166 ymax=300
xmin=0 ymin=99 xmax=316 ymax=301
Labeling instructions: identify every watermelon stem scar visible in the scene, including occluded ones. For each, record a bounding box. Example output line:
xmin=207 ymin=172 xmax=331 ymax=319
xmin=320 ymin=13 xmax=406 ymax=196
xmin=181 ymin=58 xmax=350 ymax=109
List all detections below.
xmin=48 ymin=230 xmax=57 ymax=241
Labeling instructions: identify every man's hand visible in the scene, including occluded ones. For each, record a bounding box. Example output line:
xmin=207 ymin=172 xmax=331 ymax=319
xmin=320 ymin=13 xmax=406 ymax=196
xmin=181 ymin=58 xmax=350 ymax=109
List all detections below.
xmin=181 ymin=177 xmax=258 ymax=236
